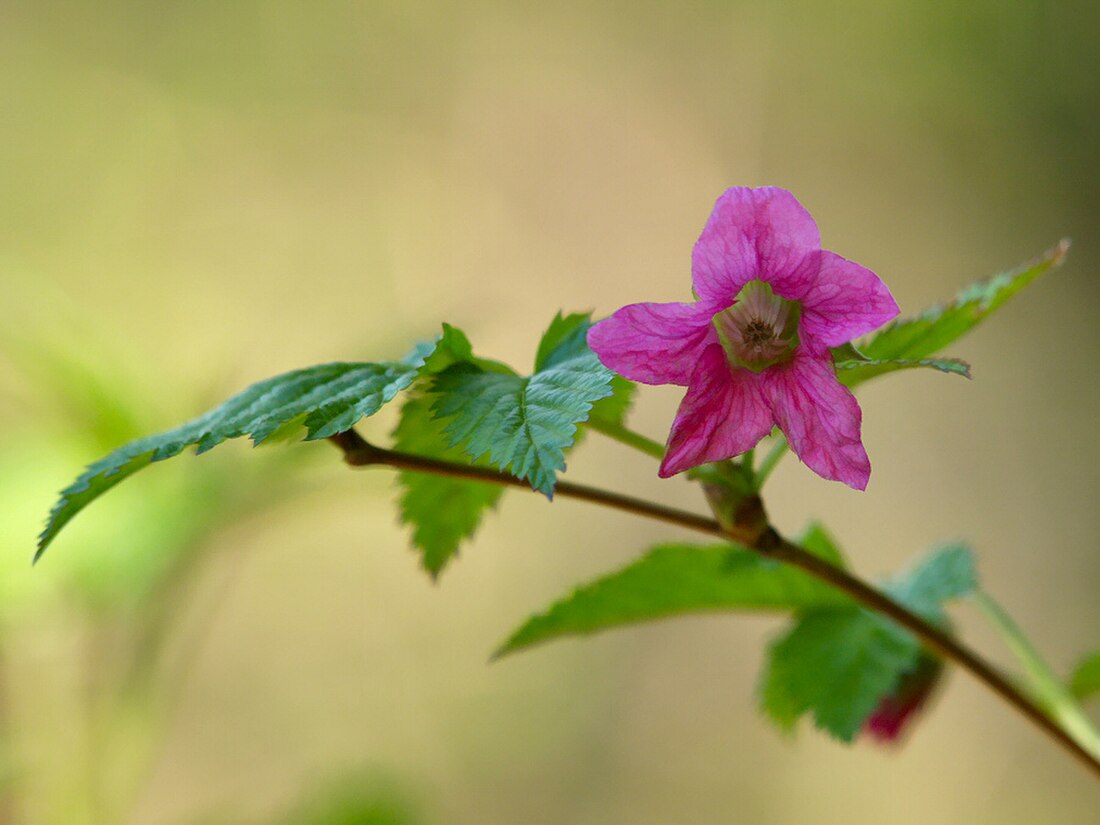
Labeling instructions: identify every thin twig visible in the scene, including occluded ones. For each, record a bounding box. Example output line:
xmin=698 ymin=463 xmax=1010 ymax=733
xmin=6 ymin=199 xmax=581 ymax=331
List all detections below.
xmin=328 ymin=428 xmax=1100 ymax=782
xmin=328 ymin=429 xmax=736 ymax=540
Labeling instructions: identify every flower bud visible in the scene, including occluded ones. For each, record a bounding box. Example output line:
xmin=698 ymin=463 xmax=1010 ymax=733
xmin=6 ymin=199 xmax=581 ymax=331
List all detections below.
xmin=863 ymin=654 xmax=943 ymax=743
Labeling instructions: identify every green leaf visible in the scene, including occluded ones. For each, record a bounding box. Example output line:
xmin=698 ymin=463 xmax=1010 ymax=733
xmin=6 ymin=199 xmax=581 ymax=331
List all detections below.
xmin=392 ymin=392 xmax=504 ymax=577
xmin=1070 ymin=651 xmax=1100 ymax=703
xmin=395 ymin=315 xmax=621 ymax=573
xmin=835 ymin=356 xmax=971 ymax=389
xmin=587 ymin=374 xmax=636 ymax=428
xmin=494 ymin=543 xmax=852 ymax=658
xmin=758 ymin=542 xmax=977 ymax=742
xmin=493 ymin=530 xmax=955 ymax=669
xmin=534 ymin=311 xmax=594 ymax=371
xmin=421 ymin=324 xmax=474 ymax=373
xmin=574 ymin=373 xmax=638 ymax=454
xmin=38 ymin=360 xmax=421 ymax=559
xmin=884 ymin=543 xmax=977 ymax=624
xmin=797 ymin=521 xmax=847 ymax=569
xmin=537 ymin=310 xmax=644 ymax=438
xmin=429 ymin=315 xmax=615 ymax=496
xmin=759 ymin=608 xmax=920 ymax=740
xmin=535 ymin=311 xmax=639 ymax=442
xmin=861 ymin=241 xmax=1069 ymax=361
xmin=421 ymin=324 xmax=515 ymax=376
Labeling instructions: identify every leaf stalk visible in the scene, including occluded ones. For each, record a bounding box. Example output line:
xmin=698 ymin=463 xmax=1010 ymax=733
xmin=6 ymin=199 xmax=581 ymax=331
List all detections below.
xmin=585 ymin=417 xmax=666 ymax=461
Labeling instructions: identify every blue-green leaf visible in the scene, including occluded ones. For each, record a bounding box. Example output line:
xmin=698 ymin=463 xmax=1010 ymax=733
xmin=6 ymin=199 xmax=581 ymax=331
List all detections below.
xmin=496 ymin=522 xmax=847 ymax=658
xmin=534 ymin=311 xmax=638 ymax=436
xmin=394 ymin=314 xmax=619 ymax=574
xmin=883 ymin=543 xmax=977 ymax=625
xmin=421 ymin=323 xmax=515 ymax=376
xmin=38 ymin=360 xmax=421 ymax=559
xmin=392 ymin=392 xmax=504 ymax=578
xmin=758 ymin=542 xmax=978 ymax=742
xmin=429 ymin=314 xmax=615 ymax=496
xmin=534 ymin=311 xmax=595 ymax=371
xmin=495 ymin=542 xmax=853 ymax=658
xmin=835 ymin=356 xmax=971 ymax=388
xmin=760 ymin=608 xmax=920 ymax=741
xmin=587 ymin=374 xmax=636 ymax=428
xmin=861 ymin=241 xmax=1069 ymax=361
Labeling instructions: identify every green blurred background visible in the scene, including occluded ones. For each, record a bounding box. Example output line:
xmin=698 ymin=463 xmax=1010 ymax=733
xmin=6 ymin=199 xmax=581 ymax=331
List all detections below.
xmin=1 ymin=1 xmax=1098 ymax=822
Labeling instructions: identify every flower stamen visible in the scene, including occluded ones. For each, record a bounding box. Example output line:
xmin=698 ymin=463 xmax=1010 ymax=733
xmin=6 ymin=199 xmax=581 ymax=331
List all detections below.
xmin=713 ymin=280 xmax=801 ymax=372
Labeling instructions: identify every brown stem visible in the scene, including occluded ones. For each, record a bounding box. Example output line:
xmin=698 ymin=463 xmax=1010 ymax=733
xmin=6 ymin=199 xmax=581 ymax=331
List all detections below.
xmin=328 ymin=428 xmax=1100 ymax=782
xmin=328 ymin=429 xmax=735 ymax=540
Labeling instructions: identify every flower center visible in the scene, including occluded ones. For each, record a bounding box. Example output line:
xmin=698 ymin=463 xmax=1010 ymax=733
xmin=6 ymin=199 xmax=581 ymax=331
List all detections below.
xmin=712 ymin=280 xmax=801 ymax=372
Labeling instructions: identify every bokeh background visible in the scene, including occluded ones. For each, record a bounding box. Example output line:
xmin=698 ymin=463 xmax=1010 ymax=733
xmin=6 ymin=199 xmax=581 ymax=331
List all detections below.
xmin=1 ymin=1 xmax=1098 ymax=822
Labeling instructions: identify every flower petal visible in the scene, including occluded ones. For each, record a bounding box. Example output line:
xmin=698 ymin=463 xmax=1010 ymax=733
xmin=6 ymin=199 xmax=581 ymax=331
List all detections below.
xmin=763 ymin=349 xmax=871 ymax=490
xmin=691 ymin=187 xmax=821 ymax=304
xmin=659 ymin=344 xmax=774 ymax=477
xmin=588 ymin=301 xmax=719 ymax=386
xmin=796 ymin=250 xmax=899 ymax=347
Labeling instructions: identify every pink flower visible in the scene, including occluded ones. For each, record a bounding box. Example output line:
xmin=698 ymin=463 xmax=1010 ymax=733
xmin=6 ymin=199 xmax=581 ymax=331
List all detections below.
xmin=588 ymin=187 xmax=898 ymax=489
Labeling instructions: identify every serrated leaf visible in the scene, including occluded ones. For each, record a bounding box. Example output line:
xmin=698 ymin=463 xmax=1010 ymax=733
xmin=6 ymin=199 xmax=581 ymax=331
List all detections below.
xmin=883 ymin=543 xmax=977 ymax=624
xmin=534 ymin=311 xmax=594 ymax=371
xmin=538 ymin=311 xmax=638 ymax=438
xmin=38 ymin=360 xmax=420 ymax=559
xmin=861 ymin=241 xmax=1069 ymax=361
xmin=402 ymin=339 xmax=440 ymax=369
xmin=587 ymin=374 xmax=636 ymax=427
xmin=420 ymin=324 xmax=474 ymax=373
xmin=758 ymin=542 xmax=977 ymax=742
xmin=495 ymin=525 xmax=844 ymax=664
xmin=392 ymin=392 xmax=504 ymax=577
xmin=573 ymin=374 xmax=638 ymax=453
xmin=420 ymin=324 xmax=515 ymax=376
xmin=494 ymin=543 xmax=852 ymax=658
xmin=835 ymin=356 xmax=971 ymax=388
xmin=429 ymin=315 xmax=614 ymax=496
xmin=1069 ymin=651 xmax=1100 ymax=702
xmin=760 ymin=608 xmax=920 ymax=741
xmin=394 ymin=315 xmax=616 ymax=574
xmin=537 ymin=311 xmax=637 ymax=432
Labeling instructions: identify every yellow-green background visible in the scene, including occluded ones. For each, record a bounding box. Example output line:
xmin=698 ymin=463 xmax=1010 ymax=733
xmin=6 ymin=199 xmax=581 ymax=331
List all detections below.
xmin=1 ymin=2 xmax=1097 ymax=822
